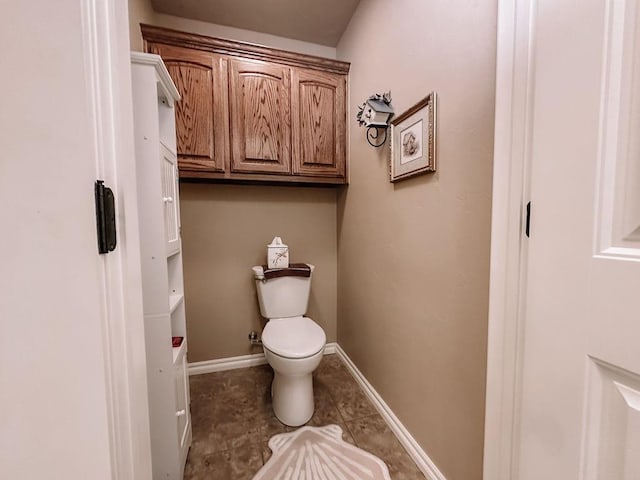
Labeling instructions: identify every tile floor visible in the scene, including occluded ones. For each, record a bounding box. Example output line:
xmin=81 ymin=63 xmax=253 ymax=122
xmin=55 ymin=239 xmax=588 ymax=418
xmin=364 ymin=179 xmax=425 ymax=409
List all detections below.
xmin=184 ymin=353 xmax=426 ymax=479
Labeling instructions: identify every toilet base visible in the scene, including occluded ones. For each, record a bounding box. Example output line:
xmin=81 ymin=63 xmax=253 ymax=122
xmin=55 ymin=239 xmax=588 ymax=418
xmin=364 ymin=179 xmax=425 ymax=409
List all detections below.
xmin=264 ymin=347 xmax=324 ymax=427
xmin=271 ymin=371 xmax=314 ymax=426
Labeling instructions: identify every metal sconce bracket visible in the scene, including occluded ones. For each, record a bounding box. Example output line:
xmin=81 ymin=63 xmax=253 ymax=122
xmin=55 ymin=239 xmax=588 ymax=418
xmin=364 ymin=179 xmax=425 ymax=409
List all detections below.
xmin=366 ymin=126 xmax=388 ymax=147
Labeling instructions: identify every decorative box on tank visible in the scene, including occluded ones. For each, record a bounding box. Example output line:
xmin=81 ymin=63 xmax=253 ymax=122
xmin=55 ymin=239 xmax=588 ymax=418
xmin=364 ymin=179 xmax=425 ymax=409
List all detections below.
xmin=267 ymin=236 xmax=289 ymax=269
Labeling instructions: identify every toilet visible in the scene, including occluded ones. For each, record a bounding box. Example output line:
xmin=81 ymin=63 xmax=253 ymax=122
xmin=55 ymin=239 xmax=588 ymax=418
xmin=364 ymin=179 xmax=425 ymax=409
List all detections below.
xmin=252 ymin=263 xmax=326 ymax=427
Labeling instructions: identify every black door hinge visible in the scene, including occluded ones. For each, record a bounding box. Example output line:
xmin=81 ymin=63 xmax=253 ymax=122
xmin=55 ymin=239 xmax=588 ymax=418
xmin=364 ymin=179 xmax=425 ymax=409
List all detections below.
xmin=95 ymin=180 xmax=117 ymax=254
xmin=525 ymin=201 xmax=531 ymax=238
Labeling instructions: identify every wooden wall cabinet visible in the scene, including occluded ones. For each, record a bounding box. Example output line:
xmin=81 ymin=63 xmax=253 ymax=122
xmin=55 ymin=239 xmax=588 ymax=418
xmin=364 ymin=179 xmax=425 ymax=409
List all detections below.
xmin=291 ymin=68 xmax=346 ymax=178
xmin=142 ymin=25 xmax=349 ymax=185
xmin=148 ymin=43 xmax=229 ymax=174
xmin=229 ymin=59 xmax=292 ymax=174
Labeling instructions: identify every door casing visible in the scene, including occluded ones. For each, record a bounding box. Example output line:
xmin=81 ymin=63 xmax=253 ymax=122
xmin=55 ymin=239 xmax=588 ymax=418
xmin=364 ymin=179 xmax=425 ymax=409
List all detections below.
xmin=483 ymin=0 xmax=536 ymax=478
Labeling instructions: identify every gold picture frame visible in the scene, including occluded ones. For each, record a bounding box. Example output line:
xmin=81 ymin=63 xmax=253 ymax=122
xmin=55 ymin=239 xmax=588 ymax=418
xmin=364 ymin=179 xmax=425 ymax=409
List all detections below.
xmin=389 ymin=92 xmax=437 ymax=182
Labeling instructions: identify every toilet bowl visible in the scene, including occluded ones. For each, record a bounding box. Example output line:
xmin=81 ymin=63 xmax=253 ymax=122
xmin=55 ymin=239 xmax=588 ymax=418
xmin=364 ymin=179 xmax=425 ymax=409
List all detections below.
xmin=252 ymin=264 xmax=326 ymax=426
xmin=262 ymin=316 xmax=326 ymax=426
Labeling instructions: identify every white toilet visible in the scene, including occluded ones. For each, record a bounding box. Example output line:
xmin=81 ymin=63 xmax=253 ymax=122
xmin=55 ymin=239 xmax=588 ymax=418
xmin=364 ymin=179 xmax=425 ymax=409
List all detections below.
xmin=252 ymin=263 xmax=326 ymax=426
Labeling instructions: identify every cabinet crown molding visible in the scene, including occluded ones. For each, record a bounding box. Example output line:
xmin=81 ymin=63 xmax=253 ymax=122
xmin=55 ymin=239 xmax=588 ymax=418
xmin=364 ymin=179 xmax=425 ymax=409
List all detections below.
xmin=131 ymin=52 xmax=181 ymax=105
xmin=141 ymin=24 xmax=350 ymax=75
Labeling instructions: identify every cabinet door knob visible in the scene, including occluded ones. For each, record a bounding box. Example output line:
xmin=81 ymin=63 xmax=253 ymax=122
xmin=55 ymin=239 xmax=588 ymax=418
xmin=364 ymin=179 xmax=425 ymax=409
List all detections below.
xmin=163 ymin=196 xmax=174 ymax=203
xmin=176 ymin=409 xmax=186 ymax=417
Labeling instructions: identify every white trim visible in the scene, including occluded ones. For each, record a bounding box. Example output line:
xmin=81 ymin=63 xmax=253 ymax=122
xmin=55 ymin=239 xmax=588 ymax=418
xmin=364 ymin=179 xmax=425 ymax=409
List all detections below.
xmin=334 ymin=345 xmax=447 ymax=480
xmin=189 ymin=352 xmax=268 ymax=375
xmin=324 ymin=342 xmax=338 ymax=354
xmin=130 ymin=52 xmax=181 ymax=105
xmin=188 ymin=342 xmax=339 ymax=375
xmin=483 ymin=0 xmax=536 ymax=479
xmin=82 ymin=0 xmax=153 ymax=478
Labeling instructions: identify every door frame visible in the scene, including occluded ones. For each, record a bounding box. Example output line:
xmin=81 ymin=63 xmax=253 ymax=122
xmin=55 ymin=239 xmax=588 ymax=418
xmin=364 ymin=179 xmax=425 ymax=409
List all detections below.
xmin=82 ymin=0 xmax=152 ymax=478
xmin=483 ymin=0 xmax=536 ymax=478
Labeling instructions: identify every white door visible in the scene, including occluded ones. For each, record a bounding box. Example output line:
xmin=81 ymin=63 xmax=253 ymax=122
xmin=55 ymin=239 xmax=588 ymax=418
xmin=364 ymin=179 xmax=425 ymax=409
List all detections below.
xmin=161 ymin=144 xmax=181 ymax=256
xmin=1 ymin=1 xmax=151 ymax=479
xmin=175 ymin=350 xmax=191 ymax=455
xmin=515 ymin=0 xmax=640 ymax=478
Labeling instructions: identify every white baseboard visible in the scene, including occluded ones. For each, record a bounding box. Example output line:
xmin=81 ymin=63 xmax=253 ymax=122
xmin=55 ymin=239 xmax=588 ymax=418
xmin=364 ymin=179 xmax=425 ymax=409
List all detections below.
xmin=187 ymin=342 xmax=445 ymax=480
xmin=324 ymin=342 xmax=337 ymax=354
xmin=334 ymin=344 xmax=447 ymax=480
xmin=188 ymin=352 xmax=267 ymax=375
xmin=188 ymin=342 xmax=339 ymax=375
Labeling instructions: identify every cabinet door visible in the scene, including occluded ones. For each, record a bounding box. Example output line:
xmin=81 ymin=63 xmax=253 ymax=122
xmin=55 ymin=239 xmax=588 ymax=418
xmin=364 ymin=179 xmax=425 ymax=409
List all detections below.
xmin=174 ymin=349 xmax=190 ymax=455
xmin=229 ymin=59 xmax=291 ymax=174
xmin=160 ymin=144 xmax=180 ymax=256
xmin=291 ymin=68 xmax=346 ymax=178
xmin=149 ymin=43 xmax=228 ymax=173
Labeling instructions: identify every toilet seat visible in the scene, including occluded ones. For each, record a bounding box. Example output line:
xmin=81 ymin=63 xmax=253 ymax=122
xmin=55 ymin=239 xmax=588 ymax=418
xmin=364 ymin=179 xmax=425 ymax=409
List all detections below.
xmin=262 ymin=316 xmax=326 ymax=359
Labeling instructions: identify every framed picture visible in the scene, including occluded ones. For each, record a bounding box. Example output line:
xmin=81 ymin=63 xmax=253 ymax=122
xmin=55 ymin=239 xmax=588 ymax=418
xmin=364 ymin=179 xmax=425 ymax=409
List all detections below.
xmin=389 ymin=92 xmax=437 ymax=182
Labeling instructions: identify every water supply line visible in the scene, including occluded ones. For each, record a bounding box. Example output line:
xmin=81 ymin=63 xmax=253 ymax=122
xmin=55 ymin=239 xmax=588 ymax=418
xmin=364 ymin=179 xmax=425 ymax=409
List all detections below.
xmin=248 ymin=331 xmax=262 ymax=346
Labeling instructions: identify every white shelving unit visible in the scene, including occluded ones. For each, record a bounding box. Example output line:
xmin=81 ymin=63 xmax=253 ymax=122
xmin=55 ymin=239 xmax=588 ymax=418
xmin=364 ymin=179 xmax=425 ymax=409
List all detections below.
xmin=131 ymin=52 xmax=191 ymax=480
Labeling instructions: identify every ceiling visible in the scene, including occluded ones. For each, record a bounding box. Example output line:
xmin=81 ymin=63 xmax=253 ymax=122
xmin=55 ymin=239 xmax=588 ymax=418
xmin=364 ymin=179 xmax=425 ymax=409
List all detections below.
xmin=151 ymin=0 xmax=361 ymax=47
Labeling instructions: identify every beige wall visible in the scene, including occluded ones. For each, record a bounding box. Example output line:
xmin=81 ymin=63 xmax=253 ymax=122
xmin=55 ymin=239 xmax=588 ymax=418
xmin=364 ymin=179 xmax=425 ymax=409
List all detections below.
xmin=181 ymin=184 xmax=338 ymax=362
xmin=128 ymin=0 xmax=154 ymax=51
xmin=128 ymin=1 xmax=337 ymax=58
xmin=336 ymin=2 xmax=496 ymax=480
xmin=151 ymin=13 xmax=337 ymax=58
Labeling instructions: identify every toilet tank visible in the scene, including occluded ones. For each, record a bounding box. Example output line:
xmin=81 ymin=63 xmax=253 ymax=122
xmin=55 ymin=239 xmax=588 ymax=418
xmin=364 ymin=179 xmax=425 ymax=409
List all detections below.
xmin=252 ymin=264 xmax=315 ymax=319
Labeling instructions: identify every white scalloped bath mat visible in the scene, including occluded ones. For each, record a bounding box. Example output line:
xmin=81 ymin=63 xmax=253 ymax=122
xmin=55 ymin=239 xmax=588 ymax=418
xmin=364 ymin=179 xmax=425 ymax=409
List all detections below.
xmin=253 ymin=424 xmax=391 ymax=480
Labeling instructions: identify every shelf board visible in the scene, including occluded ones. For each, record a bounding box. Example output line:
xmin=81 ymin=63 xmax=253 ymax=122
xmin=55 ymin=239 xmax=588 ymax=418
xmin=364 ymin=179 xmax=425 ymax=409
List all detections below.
xmin=169 ymin=294 xmax=184 ymax=314
xmin=172 ymin=337 xmax=186 ymax=364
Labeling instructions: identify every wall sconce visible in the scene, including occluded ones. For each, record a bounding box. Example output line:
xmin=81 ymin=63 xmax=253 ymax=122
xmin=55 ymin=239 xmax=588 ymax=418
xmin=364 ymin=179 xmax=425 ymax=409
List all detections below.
xmin=356 ymin=92 xmax=394 ymax=147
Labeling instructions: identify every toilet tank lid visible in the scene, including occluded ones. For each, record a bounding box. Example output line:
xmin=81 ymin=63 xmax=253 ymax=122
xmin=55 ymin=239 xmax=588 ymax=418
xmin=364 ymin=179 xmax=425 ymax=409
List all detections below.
xmin=252 ymin=263 xmax=315 ymax=280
